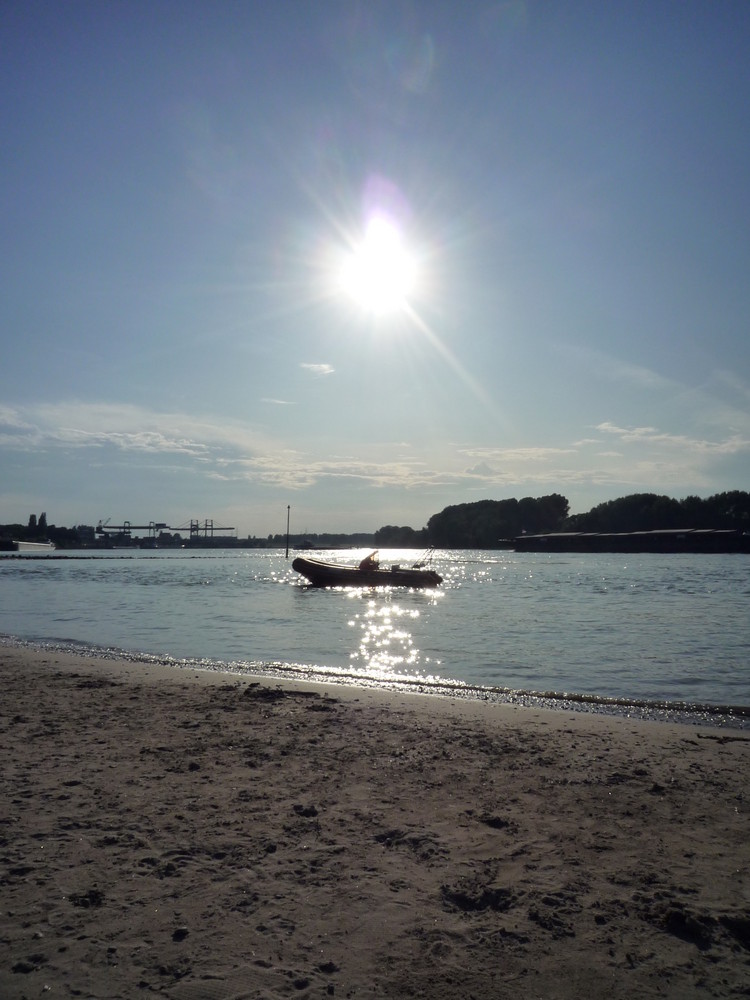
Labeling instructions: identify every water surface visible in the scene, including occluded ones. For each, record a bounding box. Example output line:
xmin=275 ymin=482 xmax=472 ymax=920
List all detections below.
xmin=1 ymin=548 xmax=748 ymax=723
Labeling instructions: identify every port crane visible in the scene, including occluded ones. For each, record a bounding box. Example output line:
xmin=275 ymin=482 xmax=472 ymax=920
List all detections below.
xmin=181 ymin=519 xmax=236 ymax=540
xmin=96 ymin=519 xmax=235 ymax=540
xmin=96 ymin=520 xmax=169 ymax=539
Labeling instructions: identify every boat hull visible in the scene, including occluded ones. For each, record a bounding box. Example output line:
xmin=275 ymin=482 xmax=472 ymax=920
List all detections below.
xmin=292 ymin=556 xmax=442 ymax=588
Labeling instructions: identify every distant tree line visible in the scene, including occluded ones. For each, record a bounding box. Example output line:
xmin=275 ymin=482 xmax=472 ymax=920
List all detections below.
xmin=564 ymin=491 xmax=750 ymax=534
xmin=375 ymin=491 xmax=750 ymax=549
xmin=426 ymin=494 xmax=570 ymax=547
xmin=374 ymin=524 xmax=425 ymax=547
xmin=376 ymin=494 xmax=570 ymax=548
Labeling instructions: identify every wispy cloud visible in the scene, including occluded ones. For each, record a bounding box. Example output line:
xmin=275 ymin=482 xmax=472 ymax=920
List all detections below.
xmin=710 ymin=368 xmax=750 ymax=405
xmin=451 ymin=423 xmax=750 ymax=499
xmin=210 ymin=451 xmax=436 ymax=491
xmin=595 ymin=421 xmax=750 ymax=456
xmin=300 ymin=362 xmax=334 ymax=376
xmin=0 ymin=401 xmax=435 ymax=493
xmin=459 ymin=445 xmax=576 ymax=465
xmin=564 ymin=346 xmax=750 ymax=436
xmin=0 ymin=402 xmax=266 ymax=460
xmin=561 ymin=345 xmax=673 ymax=391
xmin=1 ymin=401 xmax=747 ymax=512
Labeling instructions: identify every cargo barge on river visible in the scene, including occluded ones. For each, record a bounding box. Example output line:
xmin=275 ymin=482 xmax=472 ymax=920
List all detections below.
xmin=512 ymin=528 xmax=750 ymax=553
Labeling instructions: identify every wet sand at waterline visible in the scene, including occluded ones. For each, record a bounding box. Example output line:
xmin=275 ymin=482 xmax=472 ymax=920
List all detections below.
xmin=1 ymin=644 xmax=749 ymax=998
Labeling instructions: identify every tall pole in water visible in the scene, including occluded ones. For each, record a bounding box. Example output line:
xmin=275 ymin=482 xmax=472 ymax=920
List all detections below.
xmin=285 ymin=505 xmax=290 ymax=559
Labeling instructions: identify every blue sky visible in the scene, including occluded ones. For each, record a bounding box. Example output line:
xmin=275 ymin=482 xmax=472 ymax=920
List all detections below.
xmin=2 ymin=1 xmax=749 ymax=537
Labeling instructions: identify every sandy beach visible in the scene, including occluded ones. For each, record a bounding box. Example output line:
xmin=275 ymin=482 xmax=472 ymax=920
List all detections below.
xmin=1 ymin=644 xmax=749 ymax=998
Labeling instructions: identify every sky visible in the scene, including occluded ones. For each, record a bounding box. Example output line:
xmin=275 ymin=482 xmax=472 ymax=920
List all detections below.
xmin=2 ymin=1 xmax=749 ymax=537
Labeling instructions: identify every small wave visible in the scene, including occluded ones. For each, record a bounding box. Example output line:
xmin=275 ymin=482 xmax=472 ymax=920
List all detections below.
xmin=2 ymin=633 xmax=747 ymax=731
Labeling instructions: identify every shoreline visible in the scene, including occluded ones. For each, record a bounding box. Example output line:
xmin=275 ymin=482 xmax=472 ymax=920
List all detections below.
xmin=3 ymin=633 xmax=749 ymax=732
xmin=1 ymin=642 xmax=749 ymax=998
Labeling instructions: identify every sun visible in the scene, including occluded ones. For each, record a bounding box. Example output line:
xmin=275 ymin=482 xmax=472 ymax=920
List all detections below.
xmin=339 ymin=216 xmax=417 ymax=314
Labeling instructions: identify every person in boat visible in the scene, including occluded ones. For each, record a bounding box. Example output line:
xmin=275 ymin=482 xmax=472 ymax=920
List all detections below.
xmin=358 ymin=550 xmax=379 ymax=571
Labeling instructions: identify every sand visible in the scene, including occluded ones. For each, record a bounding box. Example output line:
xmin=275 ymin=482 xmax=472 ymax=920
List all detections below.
xmin=1 ymin=644 xmax=749 ymax=999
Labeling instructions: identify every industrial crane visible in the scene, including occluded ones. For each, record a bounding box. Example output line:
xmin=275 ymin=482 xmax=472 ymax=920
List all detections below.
xmin=96 ymin=520 xmax=168 ymax=538
xmin=96 ymin=519 xmax=234 ymax=540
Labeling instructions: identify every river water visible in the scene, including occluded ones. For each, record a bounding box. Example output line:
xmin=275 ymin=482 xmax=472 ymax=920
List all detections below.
xmin=1 ymin=548 xmax=748 ymax=723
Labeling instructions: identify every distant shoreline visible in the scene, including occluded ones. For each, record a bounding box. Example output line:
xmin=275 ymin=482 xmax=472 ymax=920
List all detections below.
xmin=4 ymin=526 xmax=750 ymax=554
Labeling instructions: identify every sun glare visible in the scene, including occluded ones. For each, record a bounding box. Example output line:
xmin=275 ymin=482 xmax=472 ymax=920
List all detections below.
xmin=339 ymin=216 xmax=416 ymax=314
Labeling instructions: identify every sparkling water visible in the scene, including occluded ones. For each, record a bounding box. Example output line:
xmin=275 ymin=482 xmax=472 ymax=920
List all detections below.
xmin=1 ymin=548 xmax=748 ymax=711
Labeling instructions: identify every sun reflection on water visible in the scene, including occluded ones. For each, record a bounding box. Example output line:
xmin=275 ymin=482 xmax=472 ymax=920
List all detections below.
xmin=347 ymin=598 xmax=435 ymax=676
